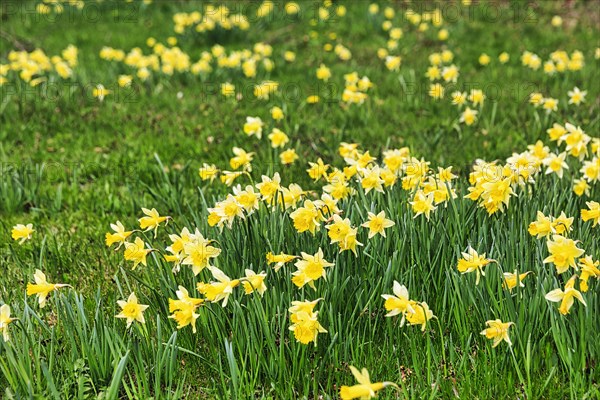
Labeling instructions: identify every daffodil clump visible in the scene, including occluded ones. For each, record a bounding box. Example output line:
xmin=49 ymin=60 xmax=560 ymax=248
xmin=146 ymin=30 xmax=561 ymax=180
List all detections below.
xmin=1 ymin=46 xmax=78 ymax=87
xmin=1 ymin=1 xmax=599 ymax=398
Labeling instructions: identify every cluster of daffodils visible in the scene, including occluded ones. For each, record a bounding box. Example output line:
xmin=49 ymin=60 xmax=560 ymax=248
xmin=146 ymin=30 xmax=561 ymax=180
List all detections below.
xmin=1 ymin=46 xmax=77 ymax=87
xmin=527 ymin=208 xmax=599 ymax=315
xmin=105 ymin=209 xmax=269 ymax=332
xmin=547 ymin=123 xmax=599 ymax=193
xmin=522 ymin=49 xmax=585 ymax=74
xmin=99 ymin=41 xmax=277 ymax=95
xmin=313 ymin=0 xmax=346 ymax=23
xmin=529 ymin=86 xmax=587 ymax=114
xmin=173 ymin=5 xmax=249 ymax=35
xmin=108 ymin=209 xmax=332 ymax=341
xmin=370 ymin=4 xmax=446 ymax=43
xmin=424 ymin=49 xmax=489 ymax=126
xmin=454 ymin=244 xmax=536 ymax=293
xmin=34 ymin=0 xmax=85 ymax=15
xmin=205 ymin=125 xmax=461 ymax=232
xmin=341 ymin=72 xmax=373 ymax=105
xmin=453 ymin=246 xmax=519 ymax=347
xmin=465 ymin=122 xmax=598 ymax=215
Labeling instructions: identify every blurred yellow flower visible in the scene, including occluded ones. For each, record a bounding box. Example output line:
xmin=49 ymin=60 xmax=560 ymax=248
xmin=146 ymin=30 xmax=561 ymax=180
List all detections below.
xmin=340 ymin=366 xmax=397 ymax=400
xmin=11 ymin=223 xmax=34 ymax=244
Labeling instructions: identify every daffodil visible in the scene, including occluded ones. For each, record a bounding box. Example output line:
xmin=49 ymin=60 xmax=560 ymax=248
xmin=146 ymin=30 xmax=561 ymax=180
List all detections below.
xmin=233 ymin=185 xmax=260 ymax=214
xmin=405 ymin=301 xmax=435 ymax=331
xmin=118 ymin=74 xmax=132 ymax=88
xmin=138 ymin=208 xmax=169 ymax=237
xmin=542 ymin=97 xmax=558 ymax=113
xmin=243 ymin=116 xmax=263 ymax=138
xmin=468 ymin=89 xmax=485 ymax=106
xmin=480 ymin=319 xmax=514 ymax=347
xmin=256 ymin=173 xmax=281 ymax=204
xmin=290 ymin=200 xmax=321 ymax=234
xmin=326 ymin=214 xmax=352 ymax=244
xmin=410 ymin=190 xmax=436 ymax=220
xmin=124 ymin=237 xmax=152 ymax=269
xmin=116 ymin=293 xmax=149 ymax=328
xmin=547 ymin=123 xmax=566 ymax=141
xmin=197 ymin=266 xmax=240 ymax=307
xmin=280 ymin=148 xmax=299 ymax=165
xmin=0 ymin=304 xmax=16 ymax=342
xmin=478 ymin=53 xmax=491 ymax=66
xmin=545 ymin=276 xmax=586 ymax=315
xmin=199 ymin=163 xmax=219 ymax=182
xmin=241 ymin=269 xmax=267 ymax=296
xmin=578 ymin=256 xmax=600 ymax=292
xmin=381 ymin=281 xmax=415 ymax=324
xmin=11 ymin=223 xmax=34 ymax=244
xmin=105 ymin=221 xmax=133 ymax=249
xmin=93 ymin=84 xmax=111 ymax=101
xmin=457 ymin=247 xmax=495 ymax=285
xmin=441 ymin=64 xmax=459 ymax=83
xmin=567 ymin=87 xmax=586 ymax=105
xmin=502 ymin=270 xmax=532 ymax=291
xmin=269 ymin=106 xmax=284 ymax=121
xmin=543 ymin=235 xmax=584 ymax=274
xmin=316 ymin=63 xmax=331 ymax=81
xmin=580 ymin=158 xmax=599 ymax=182
xmin=26 ymin=269 xmax=70 ymax=308
xmin=581 ymin=201 xmax=599 ymax=227
xmin=307 ymin=158 xmax=329 ymax=181
xmin=288 ymin=299 xmax=327 ymax=345
xmin=573 ymin=179 xmax=590 ymax=197
xmin=169 ymin=286 xmax=204 ymax=332
xmin=428 ymin=83 xmax=444 ymax=100
xmin=182 ymin=232 xmax=221 ymax=275
xmin=451 ymin=91 xmax=467 ymax=107
xmin=230 ymin=147 xmax=254 ymax=171
xmin=359 ymin=165 xmax=384 ymax=194
xmin=528 ymin=211 xmax=553 ymax=238
xmin=221 ymin=171 xmax=248 ymax=186
xmin=267 ymin=128 xmax=289 ymax=149
xmin=362 ymin=211 xmax=395 ymax=238
xmin=221 ymin=82 xmax=235 ymax=97
xmin=292 ymin=248 xmax=334 ymax=289
xmin=552 ymin=212 xmax=573 ymax=236
xmin=339 ymin=366 xmax=397 ymax=400
xmin=288 ymin=299 xmax=322 ymax=321
xmin=543 ymin=152 xmax=568 ymax=178
xmin=266 ymin=252 xmax=297 ymax=272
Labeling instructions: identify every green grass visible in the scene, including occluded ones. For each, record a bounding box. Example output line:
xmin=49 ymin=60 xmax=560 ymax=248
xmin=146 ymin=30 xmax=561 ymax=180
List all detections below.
xmin=1 ymin=0 xmax=599 ymax=398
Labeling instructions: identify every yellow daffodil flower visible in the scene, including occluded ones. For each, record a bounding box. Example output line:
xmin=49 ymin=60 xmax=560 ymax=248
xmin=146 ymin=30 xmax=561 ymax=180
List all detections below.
xmin=340 ymin=366 xmax=397 ymax=399
xmin=11 ymin=223 xmax=34 ymax=244
xmin=26 ymin=269 xmax=70 ymax=308
xmin=545 ymin=276 xmax=586 ymax=315
xmin=480 ymin=319 xmax=514 ymax=347
xmin=116 ymin=293 xmax=149 ymax=328
xmin=543 ymin=235 xmax=584 ymax=274
xmin=105 ymin=221 xmax=133 ymax=249
xmin=0 ymin=304 xmax=16 ymax=342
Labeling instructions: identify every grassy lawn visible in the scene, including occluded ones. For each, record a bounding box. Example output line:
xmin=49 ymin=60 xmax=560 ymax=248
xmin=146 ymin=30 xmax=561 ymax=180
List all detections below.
xmin=0 ymin=0 xmax=599 ymax=398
